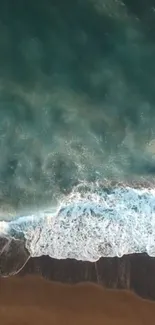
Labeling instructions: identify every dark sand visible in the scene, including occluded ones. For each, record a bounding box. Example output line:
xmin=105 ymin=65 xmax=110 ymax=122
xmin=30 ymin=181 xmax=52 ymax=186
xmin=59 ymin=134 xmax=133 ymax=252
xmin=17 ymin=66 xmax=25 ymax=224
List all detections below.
xmin=0 ymin=276 xmax=155 ymax=325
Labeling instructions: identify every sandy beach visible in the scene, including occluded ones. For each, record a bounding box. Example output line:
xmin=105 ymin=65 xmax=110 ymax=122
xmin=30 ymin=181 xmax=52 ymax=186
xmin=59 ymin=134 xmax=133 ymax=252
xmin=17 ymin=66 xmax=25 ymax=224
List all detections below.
xmin=0 ymin=275 xmax=155 ymax=325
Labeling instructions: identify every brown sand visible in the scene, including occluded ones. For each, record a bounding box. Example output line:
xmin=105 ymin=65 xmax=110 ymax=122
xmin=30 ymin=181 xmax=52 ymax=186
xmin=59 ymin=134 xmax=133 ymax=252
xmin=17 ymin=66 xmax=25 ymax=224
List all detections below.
xmin=0 ymin=276 xmax=155 ymax=325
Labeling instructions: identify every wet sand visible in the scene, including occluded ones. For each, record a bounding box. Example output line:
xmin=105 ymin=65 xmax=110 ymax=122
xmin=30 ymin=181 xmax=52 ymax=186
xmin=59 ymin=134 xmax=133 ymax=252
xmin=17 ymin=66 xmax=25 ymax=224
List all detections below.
xmin=0 ymin=276 xmax=155 ymax=325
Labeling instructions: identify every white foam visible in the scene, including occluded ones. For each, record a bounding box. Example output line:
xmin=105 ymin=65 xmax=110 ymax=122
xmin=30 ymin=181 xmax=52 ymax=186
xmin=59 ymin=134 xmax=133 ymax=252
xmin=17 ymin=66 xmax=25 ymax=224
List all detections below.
xmin=5 ymin=182 xmax=155 ymax=261
xmin=0 ymin=221 xmax=9 ymax=236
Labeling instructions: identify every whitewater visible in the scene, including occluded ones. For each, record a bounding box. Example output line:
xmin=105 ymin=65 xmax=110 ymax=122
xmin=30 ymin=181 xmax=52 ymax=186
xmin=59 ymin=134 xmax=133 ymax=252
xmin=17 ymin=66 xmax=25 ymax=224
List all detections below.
xmin=0 ymin=181 xmax=155 ymax=262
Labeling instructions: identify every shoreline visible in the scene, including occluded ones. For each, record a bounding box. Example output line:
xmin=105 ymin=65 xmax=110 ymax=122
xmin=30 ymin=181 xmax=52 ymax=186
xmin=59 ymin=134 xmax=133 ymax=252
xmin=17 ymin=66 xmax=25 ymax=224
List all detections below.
xmin=1 ymin=236 xmax=155 ymax=301
xmin=19 ymin=253 xmax=155 ymax=301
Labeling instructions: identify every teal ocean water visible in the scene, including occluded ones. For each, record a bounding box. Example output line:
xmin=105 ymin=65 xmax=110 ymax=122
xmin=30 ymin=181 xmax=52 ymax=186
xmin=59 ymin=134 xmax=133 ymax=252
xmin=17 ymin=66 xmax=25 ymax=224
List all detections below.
xmin=0 ymin=0 xmax=155 ymax=260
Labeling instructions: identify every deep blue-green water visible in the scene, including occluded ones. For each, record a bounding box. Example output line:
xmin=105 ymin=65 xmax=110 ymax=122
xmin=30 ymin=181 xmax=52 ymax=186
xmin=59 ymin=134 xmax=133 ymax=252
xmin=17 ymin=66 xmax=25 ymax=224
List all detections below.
xmin=1 ymin=2 xmax=155 ymax=260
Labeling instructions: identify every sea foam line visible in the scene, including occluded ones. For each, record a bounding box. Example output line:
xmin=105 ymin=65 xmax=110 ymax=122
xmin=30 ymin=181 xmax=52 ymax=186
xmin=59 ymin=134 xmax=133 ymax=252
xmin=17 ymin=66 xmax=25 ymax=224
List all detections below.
xmin=1 ymin=183 xmax=155 ymax=261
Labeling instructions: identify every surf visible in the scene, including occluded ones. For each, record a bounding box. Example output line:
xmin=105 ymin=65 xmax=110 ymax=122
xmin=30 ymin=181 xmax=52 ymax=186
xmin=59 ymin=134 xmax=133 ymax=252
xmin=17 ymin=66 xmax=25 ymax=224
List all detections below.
xmin=0 ymin=181 xmax=155 ymax=261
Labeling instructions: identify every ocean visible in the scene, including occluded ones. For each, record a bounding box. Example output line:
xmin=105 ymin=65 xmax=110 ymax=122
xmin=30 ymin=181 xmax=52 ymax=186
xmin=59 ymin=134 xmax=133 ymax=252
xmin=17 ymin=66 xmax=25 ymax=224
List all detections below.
xmin=0 ymin=0 xmax=155 ymax=260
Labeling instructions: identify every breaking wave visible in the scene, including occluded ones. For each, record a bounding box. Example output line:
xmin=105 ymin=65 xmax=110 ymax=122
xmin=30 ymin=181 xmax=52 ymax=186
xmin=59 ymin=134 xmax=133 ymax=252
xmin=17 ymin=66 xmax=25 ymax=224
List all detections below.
xmin=1 ymin=181 xmax=155 ymax=262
